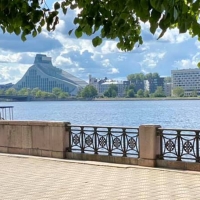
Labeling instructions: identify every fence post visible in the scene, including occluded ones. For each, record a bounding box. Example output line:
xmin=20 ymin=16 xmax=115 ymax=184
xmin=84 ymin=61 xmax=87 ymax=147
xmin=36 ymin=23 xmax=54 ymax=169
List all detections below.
xmin=138 ymin=125 xmax=161 ymax=167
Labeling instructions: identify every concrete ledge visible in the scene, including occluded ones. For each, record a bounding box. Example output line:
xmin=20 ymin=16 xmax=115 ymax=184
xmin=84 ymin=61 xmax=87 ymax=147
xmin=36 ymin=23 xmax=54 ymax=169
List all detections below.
xmin=66 ymin=152 xmax=138 ymax=165
xmin=138 ymin=158 xmax=156 ymax=167
xmin=156 ymin=160 xmax=200 ymax=171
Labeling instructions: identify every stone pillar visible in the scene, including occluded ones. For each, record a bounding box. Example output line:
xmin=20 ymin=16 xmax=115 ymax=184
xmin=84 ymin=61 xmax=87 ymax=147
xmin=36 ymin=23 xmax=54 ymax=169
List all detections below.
xmin=138 ymin=125 xmax=161 ymax=167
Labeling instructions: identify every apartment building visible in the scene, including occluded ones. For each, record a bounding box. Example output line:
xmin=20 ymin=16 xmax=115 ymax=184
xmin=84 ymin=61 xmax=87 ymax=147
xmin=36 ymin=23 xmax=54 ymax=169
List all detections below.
xmin=89 ymin=75 xmax=128 ymax=97
xmin=171 ymin=68 xmax=200 ymax=96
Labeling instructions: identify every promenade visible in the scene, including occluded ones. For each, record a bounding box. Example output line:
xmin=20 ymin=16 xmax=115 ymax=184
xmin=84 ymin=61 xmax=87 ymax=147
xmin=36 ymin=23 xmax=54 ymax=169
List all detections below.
xmin=0 ymin=154 xmax=200 ymax=200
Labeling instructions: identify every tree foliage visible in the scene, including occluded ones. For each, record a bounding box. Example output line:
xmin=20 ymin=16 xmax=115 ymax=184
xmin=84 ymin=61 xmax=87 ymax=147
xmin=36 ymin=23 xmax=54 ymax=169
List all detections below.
xmin=104 ymin=84 xmax=118 ymax=98
xmin=173 ymin=87 xmax=184 ymax=97
xmin=1 ymin=0 xmax=200 ymax=52
xmin=81 ymin=85 xmax=97 ymax=98
xmin=153 ymin=86 xmax=166 ymax=97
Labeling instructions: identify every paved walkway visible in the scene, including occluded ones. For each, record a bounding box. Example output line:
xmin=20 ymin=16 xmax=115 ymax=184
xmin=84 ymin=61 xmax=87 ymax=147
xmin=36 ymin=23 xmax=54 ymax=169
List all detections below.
xmin=0 ymin=154 xmax=200 ymax=200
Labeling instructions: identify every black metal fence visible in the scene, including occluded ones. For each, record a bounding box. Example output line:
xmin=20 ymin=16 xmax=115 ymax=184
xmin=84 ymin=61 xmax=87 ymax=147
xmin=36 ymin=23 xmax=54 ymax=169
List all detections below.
xmin=157 ymin=128 xmax=200 ymax=162
xmin=68 ymin=125 xmax=139 ymax=158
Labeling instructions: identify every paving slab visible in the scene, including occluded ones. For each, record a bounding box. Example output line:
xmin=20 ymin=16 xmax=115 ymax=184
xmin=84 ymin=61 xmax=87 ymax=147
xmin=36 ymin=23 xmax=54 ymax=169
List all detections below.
xmin=0 ymin=153 xmax=200 ymax=200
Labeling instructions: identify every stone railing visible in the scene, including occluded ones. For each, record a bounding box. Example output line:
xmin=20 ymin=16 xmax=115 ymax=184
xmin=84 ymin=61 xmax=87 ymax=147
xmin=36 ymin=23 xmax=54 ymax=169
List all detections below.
xmin=0 ymin=121 xmax=199 ymax=171
xmin=0 ymin=121 xmax=70 ymax=158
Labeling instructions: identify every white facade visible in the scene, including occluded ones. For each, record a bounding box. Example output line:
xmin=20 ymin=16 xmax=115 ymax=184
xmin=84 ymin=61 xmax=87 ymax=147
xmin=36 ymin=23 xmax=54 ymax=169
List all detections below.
xmin=89 ymin=75 xmax=127 ymax=97
xmin=164 ymin=83 xmax=172 ymax=97
xmin=171 ymin=69 xmax=200 ymax=96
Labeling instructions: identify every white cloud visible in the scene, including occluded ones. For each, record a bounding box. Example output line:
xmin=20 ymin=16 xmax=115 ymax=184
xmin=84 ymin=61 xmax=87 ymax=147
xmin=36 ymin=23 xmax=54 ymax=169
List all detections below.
xmin=108 ymin=68 xmax=119 ymax=74
xmin=140 ymin=52 xmax=166 ymax=69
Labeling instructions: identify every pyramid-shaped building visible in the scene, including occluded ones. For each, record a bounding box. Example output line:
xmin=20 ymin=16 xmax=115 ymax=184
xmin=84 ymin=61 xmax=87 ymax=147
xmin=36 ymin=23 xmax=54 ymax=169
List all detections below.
xmin=14 ymin=54 xmax=88 ymax=95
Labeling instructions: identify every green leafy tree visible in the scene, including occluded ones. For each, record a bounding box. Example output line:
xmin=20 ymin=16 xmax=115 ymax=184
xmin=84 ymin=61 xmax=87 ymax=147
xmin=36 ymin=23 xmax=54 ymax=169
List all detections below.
xmin=152 ymin=73 xmax=160 ymax=79
xmin=104 ymin=84 xmax=118 ymax=98
xmin=31 ymin=87 xmax=40 ymax=97
xmin=2 ymin=1 xmax=200 ymax=60
xmin=145 ymin=73 xmax=153 ymax=80
xmin=0 ymin=89 xmax=5 ymax=95
xmin=137 ymin=89 xmax=144 ymax=98
xmin=144 ymin=90 xmax=150 ymax=98
xmin=5 ymin=88 xmax=17 ymax=96
xmin=58 ymin=92 xmax=69 ymax=99
xmin=153 ymin=86 xmax=166 ymax=97
xmin=81 ymin=85 xmax=97 ymax=98
xmin=52 ymin=87 xmax=63 ymax=98
xmin=173 ymin=87 xmax=184 ymax=97
xmin=126 ymin=89 xmax=135 ymax=98
xmin=18 ymin=88 xmax=29 ymax=96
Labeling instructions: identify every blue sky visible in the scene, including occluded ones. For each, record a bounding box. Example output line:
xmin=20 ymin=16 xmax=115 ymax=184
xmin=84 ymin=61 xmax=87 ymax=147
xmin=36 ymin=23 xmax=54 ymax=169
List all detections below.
xmin=0 ymin=1 xmax=199 ymax=84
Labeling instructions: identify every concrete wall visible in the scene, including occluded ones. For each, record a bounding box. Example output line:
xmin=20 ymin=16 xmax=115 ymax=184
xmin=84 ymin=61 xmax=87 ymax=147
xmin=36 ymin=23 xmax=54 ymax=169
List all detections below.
xmin=0 ymin=121 xmax=70 ymax=159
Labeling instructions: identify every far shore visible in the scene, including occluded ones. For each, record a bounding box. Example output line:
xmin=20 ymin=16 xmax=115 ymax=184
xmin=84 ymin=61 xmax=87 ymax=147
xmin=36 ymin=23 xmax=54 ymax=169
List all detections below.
xmin=1 ymin=97 xmax=200 ymax=102
xmin=94 ymin=97 xmax=200 ymax=101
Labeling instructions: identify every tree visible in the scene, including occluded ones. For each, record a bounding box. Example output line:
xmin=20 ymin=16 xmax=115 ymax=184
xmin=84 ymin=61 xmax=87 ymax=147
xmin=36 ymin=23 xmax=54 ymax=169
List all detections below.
xmin=5 ymin=88 xmax=17 ymax=96
xmin=58 ymin=92 xmax=69 ymax=99
xmin=144 ymin=90 xmax=150 ymax=98
xmin=126 ymin=89 xmax=135 ymax=98
xmin=52 ymin=87 xmax=63 ymax=98
xmin=137 ymin=89 xmax=144 ymax=98
xmin=104 ymin=84 xmax=118 ymax=98
xmin=173 ymin=87 xmax=184 ymax=97
xmin=153 ymin=86 xmax=166 ymax=97
xmin=18 ymin=88 xmax=29 ymax=96
xmin=2 ymin=1 xmax=200 ymax=56
xmin=81 ymin=85 xmax=97 ymax=98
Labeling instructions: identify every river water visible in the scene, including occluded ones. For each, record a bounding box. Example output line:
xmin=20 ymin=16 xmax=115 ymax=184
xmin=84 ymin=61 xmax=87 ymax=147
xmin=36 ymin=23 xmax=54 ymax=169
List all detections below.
xmin=0 ymin=100 xmax=199 ymax=129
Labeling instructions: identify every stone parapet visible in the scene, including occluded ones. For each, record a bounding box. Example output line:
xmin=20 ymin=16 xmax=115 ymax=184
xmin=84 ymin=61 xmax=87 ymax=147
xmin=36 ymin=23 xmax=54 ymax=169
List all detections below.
xmin=0 ymin=120 xmax=70 ymax=159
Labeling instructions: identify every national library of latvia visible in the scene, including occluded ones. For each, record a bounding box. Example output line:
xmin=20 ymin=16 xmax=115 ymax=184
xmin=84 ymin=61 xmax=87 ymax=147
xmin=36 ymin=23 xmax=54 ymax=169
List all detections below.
xmin=14 ymin=54 xmax=88 ymax=95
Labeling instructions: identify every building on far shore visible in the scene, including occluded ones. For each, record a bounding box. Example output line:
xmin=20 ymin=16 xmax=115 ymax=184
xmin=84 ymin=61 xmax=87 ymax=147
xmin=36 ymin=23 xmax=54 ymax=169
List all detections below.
xmin=171 ymin=68 xmax=200 ymax=96
xmin=164 ymin=82 xmax=172 ymax=97
xmin=89 ymin=75 xmax=129 ymax=97
xmin=0 ymin=83 xmax=13 ymax=90
xmin=144 ymin=77 xmax=164 ymax=94
xmin=14 ymin=54 xmax=88 ymax=96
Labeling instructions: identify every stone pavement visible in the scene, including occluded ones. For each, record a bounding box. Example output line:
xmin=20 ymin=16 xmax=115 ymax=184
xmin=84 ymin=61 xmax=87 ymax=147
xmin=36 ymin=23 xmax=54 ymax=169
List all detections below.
xmin=0 ymin=154 xmax=200 ymax=200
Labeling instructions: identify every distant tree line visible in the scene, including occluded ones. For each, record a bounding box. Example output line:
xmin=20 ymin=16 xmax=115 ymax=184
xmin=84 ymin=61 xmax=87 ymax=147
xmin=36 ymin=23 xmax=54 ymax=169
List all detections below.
xmin=0 ymin=87 xmax=69 ymax=99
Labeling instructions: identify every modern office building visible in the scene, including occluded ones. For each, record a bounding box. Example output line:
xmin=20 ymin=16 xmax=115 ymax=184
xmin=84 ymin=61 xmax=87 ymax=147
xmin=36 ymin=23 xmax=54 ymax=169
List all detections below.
xmin=14 ymin=54 xmax=88 ymax=95
xmin=171 ymin=68 xmax=200 ymax=96
xmin=144 ymin=77 xmax=164 ymax=93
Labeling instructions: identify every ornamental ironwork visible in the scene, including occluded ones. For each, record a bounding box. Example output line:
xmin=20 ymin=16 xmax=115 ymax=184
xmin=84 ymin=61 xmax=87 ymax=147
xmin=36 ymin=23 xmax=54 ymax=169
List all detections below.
xmin=113 ymin=137 xmax=121 ymax=149
xmin=158 ymin=128 xmax=200 ymax=162
xmin=165 ymin=139 xmax=175 ymax=152
xmin=128 ymin=138 xmax=136 ymax=149
xmin=85 ymin=135 xmax=93 ymax=146
xmin=68 ymin=125 xmax=139 ymax=158
xmin=99 ymin=136 xmax=107 ymax=148
xmin=183 ymin=141 xmax=193 ymax=154
xmin=72 ymin=134 xmax=80 ymax=146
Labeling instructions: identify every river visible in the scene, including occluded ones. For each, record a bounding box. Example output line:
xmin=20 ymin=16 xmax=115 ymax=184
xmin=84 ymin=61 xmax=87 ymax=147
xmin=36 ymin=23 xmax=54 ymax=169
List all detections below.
xmin=0 ymin=100 xmax=199 ymax=129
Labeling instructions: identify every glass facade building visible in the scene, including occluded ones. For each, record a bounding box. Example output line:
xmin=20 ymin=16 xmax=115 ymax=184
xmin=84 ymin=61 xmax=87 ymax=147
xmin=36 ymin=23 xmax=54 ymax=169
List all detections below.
xmin=14 ymin=54 xmax=88 ymax=95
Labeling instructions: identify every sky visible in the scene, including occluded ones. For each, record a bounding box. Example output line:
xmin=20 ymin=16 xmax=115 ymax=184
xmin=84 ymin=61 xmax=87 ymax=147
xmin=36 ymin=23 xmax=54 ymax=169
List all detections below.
xmin=0 ymin=1 xmax=200 ymax=84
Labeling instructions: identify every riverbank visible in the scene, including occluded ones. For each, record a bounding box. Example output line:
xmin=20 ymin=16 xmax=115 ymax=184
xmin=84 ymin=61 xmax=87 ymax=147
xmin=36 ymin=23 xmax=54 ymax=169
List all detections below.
xmin=1 ymin=97 xmax=200 ymax=102
xmin=94 ymin=97 xmax=200 ymax=101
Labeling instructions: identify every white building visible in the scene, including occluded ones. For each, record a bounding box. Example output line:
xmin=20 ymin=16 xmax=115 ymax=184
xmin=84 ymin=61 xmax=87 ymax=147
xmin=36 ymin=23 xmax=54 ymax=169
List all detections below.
xmin=171 ymin=68 xmax=200 ymax=96
xmin=89 ymin=75 xmax=128 ymax=97
xmin=164 ymin=83 xmax=172 ymax=97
